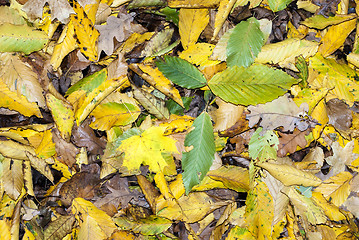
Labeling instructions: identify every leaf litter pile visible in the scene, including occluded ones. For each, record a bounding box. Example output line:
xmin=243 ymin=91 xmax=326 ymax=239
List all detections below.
xmin=2 ymin=0 xmax=359 ymax=238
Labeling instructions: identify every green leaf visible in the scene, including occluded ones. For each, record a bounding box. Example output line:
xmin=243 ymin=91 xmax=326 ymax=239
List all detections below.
xmin=268 ymin=0 xmax=293 ymax=12
xmin=182 ymin=112 xmax=215 ymax=194
xmin=226 ymin=17 xmax=265 ymax=68
xmin=156 ymin=55 xmax=207 ymax=89
xmin=248 ymin=127 xmax=279 ymax=161
xmin=208 ymin=65 xmax=298 ymax=106
xmin=166 ymin=96 xmax=193 ymax=115
xmin=65 ymin=69 xmax=107 ymax=96
xmin=0 ymin=23 xmax=48 ymax=54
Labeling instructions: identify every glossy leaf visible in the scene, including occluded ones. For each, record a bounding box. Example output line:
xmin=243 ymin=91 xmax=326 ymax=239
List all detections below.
xmin=182 ymin=112 xmax=215 ymax=194
xmin=156 ymin=55 xmax=207 ymax=89
xmin=208 ymin=65 xmax=298 ymax=105
xmin=227 ymin=17 xmax=265 ymax=68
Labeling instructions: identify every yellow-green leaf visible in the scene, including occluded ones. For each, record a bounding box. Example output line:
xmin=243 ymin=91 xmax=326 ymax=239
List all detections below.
xmin=90 ymin=102 xmax=141 ymax=131
xmin=0 ymin=23 xmax=48 ymax=54
xmin=308 ymin=53 xmax=359 ymax=104
xmin=244 ymin=178 xmax=274 ymax=239
xmin=46 ymin=93 xmax=74 ymax=141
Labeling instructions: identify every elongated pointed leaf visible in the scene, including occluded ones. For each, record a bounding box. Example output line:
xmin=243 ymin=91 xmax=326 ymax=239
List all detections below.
xmin=133 ymin=86 xmax=169 ymax=120
xmin=208 ymin=65 xmax=298 ymax=105
xmin=182 ymin=112 xmax=215 ymax=194
xmin=227 ymin=17 xmax=265 ymax=68
xmin=156 ymin=55 xmax=207 ymax=89
xmin=0 ymin=23 xmax=48 ymax=54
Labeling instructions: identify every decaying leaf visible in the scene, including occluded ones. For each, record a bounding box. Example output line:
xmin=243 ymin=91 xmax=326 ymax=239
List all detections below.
xmin=247 ymin=94 xmax=316 ymax=132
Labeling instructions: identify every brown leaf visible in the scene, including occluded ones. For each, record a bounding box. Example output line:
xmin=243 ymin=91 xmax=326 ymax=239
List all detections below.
xmin=59 ymin=170 xmax=101 ymax=207
xmin=277 ymin=128 xmax=310 ymax=157
xmin=72 ymin=121 xmax=107 ymax=155
xmin=52 ymin=128 xmax=78 ymax=167
xmin=94 ymin=175 xmax=142 ymax=216
xmin=95 ymin=11 xmax=145 ymax=55
xmin=326 ymin=98 xmax=352 ymax=132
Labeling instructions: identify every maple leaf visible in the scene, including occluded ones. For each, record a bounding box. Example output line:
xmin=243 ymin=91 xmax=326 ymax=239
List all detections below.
xmin=117 ymin=127 xmax=178 ymax=173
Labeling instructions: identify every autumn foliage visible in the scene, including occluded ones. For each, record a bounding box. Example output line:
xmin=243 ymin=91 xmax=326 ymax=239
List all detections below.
xmin=1 ymin=0 xmax=359 ymax=239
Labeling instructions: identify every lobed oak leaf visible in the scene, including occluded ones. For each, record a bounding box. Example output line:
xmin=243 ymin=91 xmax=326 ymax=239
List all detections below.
xmin=277 ymin=128 xmax=310 ymax=157
xmin=95 ymin=13 xmax=145 ymax=56
xmin=247 ymin=94 xmax=317 ymax=133
xmin=22 ymin=0 xmax=74 ymax=23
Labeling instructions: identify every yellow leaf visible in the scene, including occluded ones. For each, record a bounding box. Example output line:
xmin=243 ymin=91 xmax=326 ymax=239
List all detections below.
xmin=0 ymin=220 xmax=11 ymax=240
xmin=71 ymin=2 xmax=100 ymax=61
xmin=287 ymin=21 xmax=308 ymax=39
xmin=178 ymin=43 xmax=221 ymax=68
xmin=0 ymin=53 xmax=45 ymax=108
xmin=255 ymin=38 xmax=319 ymax=71
xmin=72 ymin=198 xmax=117 ymax=239
xmin=46 ymin=93 xmax=74 ymax=141
xmin=283 ymin=186 xmax=327 ymax=225
xmin=213 ymin=0 xmax=237 ymax=40
xmin=26 ymin=152 xmax=54 ymax=183
xmin=209 ymin=98 xmax=244 ymax=132
xmin=207 ymin=165 xmax=250 ymax=192
xmin=0 ymin=79 xmax=41 ymax=118
xmin=23 ymin=160 xmax=34 ymax=196
xmin=3 ymin=158 xmax=23 ymax=200
xmin=308 ymin=53 xmax=359 ymax=105
xmin=244 ymin=178 xmax=274 ymax=239
xmin=158 ymin=114 xmax=195 ymax=134
xmin=293 ymin=88 xmax=329 ymax=115
xmin=318 ymin=19 xmax=356 ymax=57
xmin=315 ymin=172 xmax=352 ymax=206
xmin=129 ymin=63 xmax=184 ymax=107
xmin=257 ymin=161 xmax=322 ymax=187
xmin=154 ymin=171 xmax=173 ymax=200
xmin=168 ymin=0 xmax=220 ymax=8
xmin=156 ymin=191 xmax=225 ymax=223
xmin=34 ymin=129 xmax=56 ymax=159
xmin=117 ymin=126 xmax=178 ymax=173
xmin=312 ymin=192 xmax=346 ymax=221
xmin=0 ymin=140 xmax=35 ymax=160
xmin=179 ymin=8 xmax=209 ymax=49
xmin=191 ymin=175 xmax=227 ymax=191
xmin=50 ymin=21 xmax=78 ymax=70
